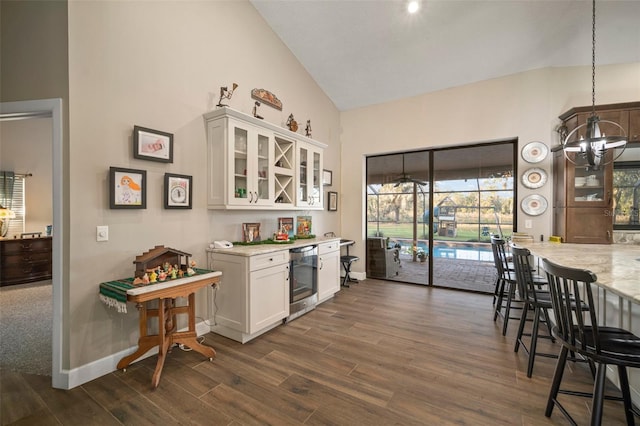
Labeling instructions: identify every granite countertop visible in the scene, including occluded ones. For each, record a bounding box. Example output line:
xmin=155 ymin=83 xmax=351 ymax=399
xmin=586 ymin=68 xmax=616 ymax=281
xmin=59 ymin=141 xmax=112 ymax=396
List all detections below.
xmin=519 ymin=242 xmax=640 ymax=304
xmin=207 ymin=236 xmax=341 ymax=257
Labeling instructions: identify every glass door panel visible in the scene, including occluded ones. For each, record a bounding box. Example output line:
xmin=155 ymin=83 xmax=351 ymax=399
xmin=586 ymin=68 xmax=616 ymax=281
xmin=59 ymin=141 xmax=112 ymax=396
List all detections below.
xmin=233 ymin=126 xmax=248 ymax=202
xmin=298 ymin=147 xmax=308 ymax=204
xmin=432 ymin=143 xmax=514 ymax=293
xmin=256 ymin=133 xmax=270 ymax=201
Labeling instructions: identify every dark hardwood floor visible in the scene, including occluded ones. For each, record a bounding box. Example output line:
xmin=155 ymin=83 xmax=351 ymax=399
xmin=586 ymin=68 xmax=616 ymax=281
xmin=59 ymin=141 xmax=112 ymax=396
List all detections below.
xmin=1 ymin=279 xmax=632 ymax=425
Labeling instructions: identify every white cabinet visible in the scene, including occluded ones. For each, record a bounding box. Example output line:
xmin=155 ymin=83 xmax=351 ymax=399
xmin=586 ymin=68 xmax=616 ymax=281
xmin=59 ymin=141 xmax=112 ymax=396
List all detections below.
xmin=205 ymin=114 xmax=273 ymax=208
xmin=317 ymin=241 xmax=340 ymax=302
xmin=209 ymin=250 xmax=289 ymax=343
xmin=204 ymin=107 xmax=326 ymax=210
xmin=296 ymin=141 xmax=323 ymax=209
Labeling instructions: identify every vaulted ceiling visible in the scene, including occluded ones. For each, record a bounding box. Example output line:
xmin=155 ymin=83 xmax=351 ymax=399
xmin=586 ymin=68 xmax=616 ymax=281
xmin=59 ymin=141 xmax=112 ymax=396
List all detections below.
xmin=251 ymin=0 xmax=640 ymax=112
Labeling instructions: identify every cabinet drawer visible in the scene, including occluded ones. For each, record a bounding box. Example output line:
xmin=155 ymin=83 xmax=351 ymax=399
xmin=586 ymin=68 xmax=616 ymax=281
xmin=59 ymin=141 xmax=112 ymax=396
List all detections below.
xmin=1 ymin=252 xmax=51 ymax=266
xmin=1 ymin=238 xmax=52 ymax=255
xmin=249 ymin=250 xmax=289 ymax=271
xmin=318 ymin=241 xmax=339 ymax=254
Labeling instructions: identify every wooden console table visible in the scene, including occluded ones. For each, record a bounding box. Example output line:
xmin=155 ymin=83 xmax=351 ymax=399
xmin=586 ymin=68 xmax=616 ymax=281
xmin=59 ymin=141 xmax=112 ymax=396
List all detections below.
xmin=100 ymin=269 xmax=221 ymax=388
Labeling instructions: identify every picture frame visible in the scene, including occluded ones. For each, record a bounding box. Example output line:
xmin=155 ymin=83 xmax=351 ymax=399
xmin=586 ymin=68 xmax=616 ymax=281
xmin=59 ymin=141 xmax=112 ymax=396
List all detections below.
xmin=133 ymin=125 xmax=173 ymax=163
xmin=322 ymin=169 xmax=333 ymax=186
xmin=328 ymin=191 xmax=338 ymax=212
xmin=242 ymin=222 xmax=261 ymax=243
xmin=164 ymin=173 xmax=192 ymax=209
xmin=109 ymin=167 xmax=146 ymax=209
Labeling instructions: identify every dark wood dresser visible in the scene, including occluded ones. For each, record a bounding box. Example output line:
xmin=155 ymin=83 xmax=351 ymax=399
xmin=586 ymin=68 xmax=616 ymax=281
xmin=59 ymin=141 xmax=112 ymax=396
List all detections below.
xmin=0 ymin=236 xmax=52 ymax=286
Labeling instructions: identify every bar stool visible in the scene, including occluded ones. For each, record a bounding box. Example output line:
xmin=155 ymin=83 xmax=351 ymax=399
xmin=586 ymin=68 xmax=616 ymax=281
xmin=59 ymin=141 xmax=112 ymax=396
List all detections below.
xmin=511 ymin=246 xmax=555 ymax=377
xmin=542 ymin=257 xmax=640 ymax=426
xmin=340 ymin=255 xmax=359 ymax=287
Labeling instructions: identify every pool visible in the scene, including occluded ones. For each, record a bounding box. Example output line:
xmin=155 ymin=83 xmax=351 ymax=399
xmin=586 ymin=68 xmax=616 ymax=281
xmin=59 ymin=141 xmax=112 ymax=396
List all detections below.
xmin=399 ymin=241 xmax=493 ymax=262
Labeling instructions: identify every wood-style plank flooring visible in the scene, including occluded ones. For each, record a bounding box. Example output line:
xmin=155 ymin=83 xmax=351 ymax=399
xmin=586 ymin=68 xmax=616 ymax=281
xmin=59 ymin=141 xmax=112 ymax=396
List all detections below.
xmin=1 ymin=279 xmax=633 ymax=425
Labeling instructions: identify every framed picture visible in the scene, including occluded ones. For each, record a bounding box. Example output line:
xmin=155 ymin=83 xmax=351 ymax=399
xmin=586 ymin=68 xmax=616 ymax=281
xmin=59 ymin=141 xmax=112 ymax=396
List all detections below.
xmin=164 ymin=173 xmax=192 ymax=209
xmin=328 ymin=191 xmax=338 ymax=211
xmin=133 ymin=125 xmax=173 ymax=163
xmin=323 ymin=169 xmax=333 ymax=186
xmin=109 ymin=167 xmax=146 ymax=209
xmin=242 ymin=223 xmax=261 ymax=243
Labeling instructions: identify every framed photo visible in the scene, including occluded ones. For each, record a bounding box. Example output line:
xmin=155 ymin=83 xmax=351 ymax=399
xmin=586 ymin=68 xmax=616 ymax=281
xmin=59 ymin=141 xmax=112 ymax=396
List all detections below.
xmin=109 ymin=167 xmax=146 ymax=209
xmin=328 ymin=191 xmax=338 ymax=212
xmin=133 ymin=125 xmax=173 ymax=163
xmin=164 ymin=173 xmax=192 ymax=209
xmin=242 ymin=223 xmax=261 ymax=243
xmin=323 ymin=169 xmax=333 ymax=186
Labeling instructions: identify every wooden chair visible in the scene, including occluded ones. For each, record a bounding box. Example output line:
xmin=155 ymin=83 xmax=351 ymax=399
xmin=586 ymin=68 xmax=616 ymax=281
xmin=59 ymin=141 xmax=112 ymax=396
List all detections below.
xmin=491 ymin=236 xmax=523 ymax=335
xmin=542 ymin=257 xmax=640 ymax=425
xmin=511 ymin=246 xmax=555 ymax=377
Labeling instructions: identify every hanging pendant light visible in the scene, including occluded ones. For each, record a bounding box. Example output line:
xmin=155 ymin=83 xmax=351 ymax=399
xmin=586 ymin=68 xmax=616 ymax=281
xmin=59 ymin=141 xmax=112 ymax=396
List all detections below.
xmin=561 ymin=0 xmax=627 ymax=170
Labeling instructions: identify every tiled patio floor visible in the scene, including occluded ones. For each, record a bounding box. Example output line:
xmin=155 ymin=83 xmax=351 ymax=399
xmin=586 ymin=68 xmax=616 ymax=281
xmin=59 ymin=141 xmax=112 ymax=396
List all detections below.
xmin=382 ymin=253 xmax=497 ymax=293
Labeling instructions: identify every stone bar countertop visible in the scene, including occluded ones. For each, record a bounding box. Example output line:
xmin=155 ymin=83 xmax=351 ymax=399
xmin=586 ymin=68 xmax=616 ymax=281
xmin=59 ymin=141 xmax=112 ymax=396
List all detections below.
xmin=206 ymin=236 xmax=340 ymax=257
xmin=518 ymin=242 xmax=640 ymax=304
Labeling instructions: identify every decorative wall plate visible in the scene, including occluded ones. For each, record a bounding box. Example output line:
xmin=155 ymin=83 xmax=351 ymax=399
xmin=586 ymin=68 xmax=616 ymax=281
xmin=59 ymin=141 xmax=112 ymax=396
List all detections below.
xmin=521 ymin=194 xmax=548 ymax=216
xmin=521 ymin=141 xmax=548 ymax=163
xmin=522 ymin=167 xmax=547 ymax=189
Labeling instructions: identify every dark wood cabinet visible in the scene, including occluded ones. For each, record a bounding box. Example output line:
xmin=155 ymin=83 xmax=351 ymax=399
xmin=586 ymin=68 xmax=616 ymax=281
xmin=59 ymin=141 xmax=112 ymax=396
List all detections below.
xmin=0 ymin=237 xmax=52 ymax=286
xmin=552 ymin=103 xmax=637 ymax=244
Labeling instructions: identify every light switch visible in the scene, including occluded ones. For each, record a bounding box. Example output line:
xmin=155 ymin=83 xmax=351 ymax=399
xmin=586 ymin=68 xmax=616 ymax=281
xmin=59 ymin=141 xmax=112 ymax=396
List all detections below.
xmin=97 ymin=226 xmax=109 ymax=242
xmin=525 ymin=220 xmax=532 ymax=229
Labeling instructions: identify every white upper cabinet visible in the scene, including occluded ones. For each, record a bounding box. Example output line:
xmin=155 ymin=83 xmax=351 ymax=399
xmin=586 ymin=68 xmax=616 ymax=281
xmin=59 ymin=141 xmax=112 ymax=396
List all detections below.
xmin=296 ymin=141 xmax=323 ymax=209
xmin=204 ymin=108 xmax=326 ymax=210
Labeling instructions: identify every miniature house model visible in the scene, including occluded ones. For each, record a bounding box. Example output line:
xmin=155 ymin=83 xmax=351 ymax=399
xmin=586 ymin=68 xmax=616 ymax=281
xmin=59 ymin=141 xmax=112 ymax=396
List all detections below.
xmin=133 ymin=245 xmax=191 ymax=278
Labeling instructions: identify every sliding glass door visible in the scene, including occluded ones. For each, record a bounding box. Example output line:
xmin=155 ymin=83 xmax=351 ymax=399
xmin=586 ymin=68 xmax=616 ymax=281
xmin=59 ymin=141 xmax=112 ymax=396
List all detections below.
xmin=366 ymin=141 xmax=516 ymax=292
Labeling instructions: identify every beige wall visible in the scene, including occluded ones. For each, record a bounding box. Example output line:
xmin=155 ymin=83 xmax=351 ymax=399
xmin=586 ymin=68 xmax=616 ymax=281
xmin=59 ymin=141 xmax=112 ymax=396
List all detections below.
xmin=340 ymin=63 xmax=640 ymax=270
xmin=67 ymin=1 xmax=340 ymax=371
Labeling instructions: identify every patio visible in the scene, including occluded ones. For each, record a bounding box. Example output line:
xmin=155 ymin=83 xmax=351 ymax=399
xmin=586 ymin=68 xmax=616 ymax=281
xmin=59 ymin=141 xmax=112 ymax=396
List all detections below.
xmin=380 ymin=252 xmax=497 ymax=293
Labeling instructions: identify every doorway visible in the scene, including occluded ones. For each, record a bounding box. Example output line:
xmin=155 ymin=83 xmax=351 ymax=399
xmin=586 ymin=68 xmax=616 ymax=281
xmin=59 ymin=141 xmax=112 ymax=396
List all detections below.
xmin=0 ymin=99 xmax=64 ymax=388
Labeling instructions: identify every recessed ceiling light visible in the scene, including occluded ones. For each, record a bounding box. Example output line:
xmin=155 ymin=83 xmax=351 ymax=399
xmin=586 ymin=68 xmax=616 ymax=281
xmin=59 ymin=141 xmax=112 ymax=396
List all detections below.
xmin=407 ymin=0 xmax=420 ymax=14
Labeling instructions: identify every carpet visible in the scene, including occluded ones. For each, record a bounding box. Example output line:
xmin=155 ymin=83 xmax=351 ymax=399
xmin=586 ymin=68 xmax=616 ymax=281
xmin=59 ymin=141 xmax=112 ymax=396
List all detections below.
xmin=0 ymin=280 xmax=52 ymax=376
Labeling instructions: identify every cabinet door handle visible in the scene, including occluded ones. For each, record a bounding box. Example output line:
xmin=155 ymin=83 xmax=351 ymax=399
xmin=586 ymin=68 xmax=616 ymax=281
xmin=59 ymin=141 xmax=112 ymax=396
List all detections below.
xmin=254 ymin=191 xmax=259 ymax=203
xmin=319 ymin=258 xmax=324 ymax=270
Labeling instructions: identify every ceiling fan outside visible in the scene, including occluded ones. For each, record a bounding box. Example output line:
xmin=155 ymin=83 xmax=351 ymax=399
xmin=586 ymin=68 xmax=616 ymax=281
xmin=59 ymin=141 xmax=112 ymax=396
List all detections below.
xmin=392 ymin=154 xmax=427 ymax=187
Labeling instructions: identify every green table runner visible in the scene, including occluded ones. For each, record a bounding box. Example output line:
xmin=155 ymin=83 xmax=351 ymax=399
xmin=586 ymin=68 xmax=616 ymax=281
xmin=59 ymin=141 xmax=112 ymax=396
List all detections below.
xmin=99 ymin=268 xmax=213 ymax=313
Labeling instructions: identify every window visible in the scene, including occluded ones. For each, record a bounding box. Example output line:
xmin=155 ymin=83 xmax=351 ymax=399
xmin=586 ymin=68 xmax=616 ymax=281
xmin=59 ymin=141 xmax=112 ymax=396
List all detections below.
xmin=0 ymin=173 xmax=25 ymax=237
xmin=613 ymin=161 xmax=640 ymax=229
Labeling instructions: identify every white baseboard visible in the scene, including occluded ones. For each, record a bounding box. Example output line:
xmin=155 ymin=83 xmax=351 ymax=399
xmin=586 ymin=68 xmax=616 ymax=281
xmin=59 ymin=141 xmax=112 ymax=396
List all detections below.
xmin=61 ymin=320 xmax=211 ymax=389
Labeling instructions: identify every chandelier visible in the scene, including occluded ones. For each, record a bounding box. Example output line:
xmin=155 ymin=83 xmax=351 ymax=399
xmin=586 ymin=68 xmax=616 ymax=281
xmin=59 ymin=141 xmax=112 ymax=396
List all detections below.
xmin=561 ymin=0 xmax=627 ymax=170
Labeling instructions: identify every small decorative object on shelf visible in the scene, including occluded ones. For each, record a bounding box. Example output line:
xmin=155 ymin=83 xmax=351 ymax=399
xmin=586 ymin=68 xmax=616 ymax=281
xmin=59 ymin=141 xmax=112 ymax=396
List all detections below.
xmin=216 ymin=82 xmax=238 ymax=107
xmin=286 ymin=114 xmax=298 ymax=132
xmin=296 ymin=215 xmax=312 ymax=236
xmin=132 ymin=245 xmax=192 ymax=280
xmin=251 ymin=88 xmax=282 ymax=110
xmin=252 ymin=101 xmax=263 ymax=119
xmin=305 ymin=120 xmax=312 ymax=137
xmin=242 ymin=223 xmax=261 ymax=242
xmin=277 ymin=217 xmax=294 ymax=240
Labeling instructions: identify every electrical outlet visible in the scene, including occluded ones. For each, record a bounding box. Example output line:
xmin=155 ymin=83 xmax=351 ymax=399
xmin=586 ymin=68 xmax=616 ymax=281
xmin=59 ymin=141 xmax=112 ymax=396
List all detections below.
xmin=97 ymin=225 xmax=109 ymax=242
xmin=525 ymin=220 xmax=532 ymax=229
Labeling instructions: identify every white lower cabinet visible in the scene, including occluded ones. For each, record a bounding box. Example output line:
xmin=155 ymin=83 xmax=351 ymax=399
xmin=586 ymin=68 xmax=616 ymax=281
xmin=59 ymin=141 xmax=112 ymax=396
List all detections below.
xmin=210 ymin=250 xmax=289 ymax=343
xmin=318 ymin=241 xmax=340 ymax=303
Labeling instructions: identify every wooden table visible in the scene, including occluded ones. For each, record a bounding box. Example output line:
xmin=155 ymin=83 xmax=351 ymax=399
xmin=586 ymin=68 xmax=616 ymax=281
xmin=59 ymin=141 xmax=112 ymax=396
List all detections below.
xmin=115 ymin=270 xmax=222 ymax=388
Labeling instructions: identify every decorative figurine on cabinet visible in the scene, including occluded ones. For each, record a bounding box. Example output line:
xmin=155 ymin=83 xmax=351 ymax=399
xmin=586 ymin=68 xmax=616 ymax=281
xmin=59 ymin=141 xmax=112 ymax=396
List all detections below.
xmin=216 ymin=82 xmax=238 ymax=107
xmin=253 ymin=101 xmax=263 ymax=119
xmin=305 ymin=120 xmax=312 ymax=138
xmin=286 ymin=114 xmax=298 ymax=132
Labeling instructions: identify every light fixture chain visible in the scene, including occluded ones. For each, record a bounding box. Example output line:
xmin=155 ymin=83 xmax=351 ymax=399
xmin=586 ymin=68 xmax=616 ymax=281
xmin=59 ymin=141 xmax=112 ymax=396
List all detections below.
xmin=591 ymin=0 xmax=596 ymax=116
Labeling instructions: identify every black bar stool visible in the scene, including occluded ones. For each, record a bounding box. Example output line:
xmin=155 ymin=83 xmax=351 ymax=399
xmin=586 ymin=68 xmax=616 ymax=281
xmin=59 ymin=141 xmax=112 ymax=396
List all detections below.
xmin=340 ymin=255 xmax=358 ymax=287
xmin=542 ymin=257 xmax=640 ymax=426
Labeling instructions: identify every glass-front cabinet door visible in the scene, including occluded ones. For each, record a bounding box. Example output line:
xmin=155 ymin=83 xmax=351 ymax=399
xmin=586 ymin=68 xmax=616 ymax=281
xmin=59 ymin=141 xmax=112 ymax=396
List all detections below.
xmin=296 ymin=141 xmax=323 ymax=209
xmin=565 ymin=153 xmax=612 ymax=208
xmin=229 ymin=119 xmax=273 ymax=207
